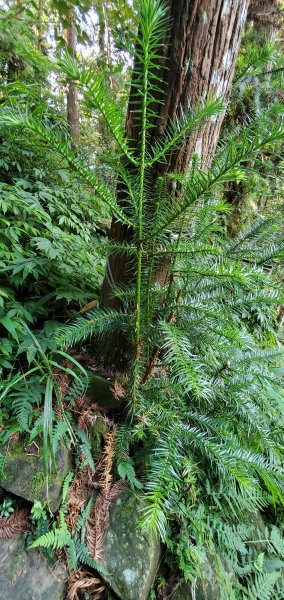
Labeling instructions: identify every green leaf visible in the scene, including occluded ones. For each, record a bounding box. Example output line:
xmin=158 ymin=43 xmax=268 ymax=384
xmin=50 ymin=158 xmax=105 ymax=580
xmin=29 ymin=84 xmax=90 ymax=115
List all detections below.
xmin=254 ymin=552 xmax=265 ymax=573
xmin=43 ymin=377 xmax=55 ymax=474
xmin=0 ymin=316 xmax=19 ymax=341
xmin=118 ymin=459 xmax=143 ymax=489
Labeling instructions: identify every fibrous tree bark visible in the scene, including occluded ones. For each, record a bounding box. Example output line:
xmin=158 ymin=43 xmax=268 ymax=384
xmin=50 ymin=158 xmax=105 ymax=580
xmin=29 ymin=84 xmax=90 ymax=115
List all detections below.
xmin=248 ymin=0 xmax=283 ymax=76
xmin=95 ymin=1 xmax=113 ymax=166
xmin=248 ymin=0 xmax=282 ymax=44
xmin=100 ymin=0 xmax=250 ymax=368
xmin=64 ymin=13 xmax=80 ymax=146
xmin=36 ymin=0 xmax=45 ymax=53
xmin=97 ymin=1 xmax=111 ymax=71
xmin=227 ymin=0 xmax=283 ymax=235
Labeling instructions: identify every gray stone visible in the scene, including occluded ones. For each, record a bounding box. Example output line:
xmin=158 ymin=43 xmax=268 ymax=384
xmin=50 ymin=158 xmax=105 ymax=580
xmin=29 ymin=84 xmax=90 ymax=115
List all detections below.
xmin=0 ymin=439 xmax=71 ymax=512
xmin=87 ymin=373 xmax=123 ymax=409
xmin=172 ymin=554 xmax=236 ymax=600
xmin=243 ymin=510 xmax=266 ymax=538
xmin=171 ymin=514 xmax=266 ymax=600
xmin=98 ymin=489 xmax=161 ymax=600
xmin=172 ymin=580 xmax=192 ymax=600
xmin=172 ymin=576 xmax=229 ymax=600
xmin=172 ymin=573 xmax=223 ymax=600
xmin=89 ymin=412 xmax=108 ymax=453
xmin=0 ymin=535 xmax=66 ymax=600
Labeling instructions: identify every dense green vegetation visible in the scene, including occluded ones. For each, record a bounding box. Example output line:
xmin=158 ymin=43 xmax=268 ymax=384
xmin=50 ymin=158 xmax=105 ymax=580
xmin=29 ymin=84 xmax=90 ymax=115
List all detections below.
xmin=0 ymin=1 xmax=284 ymax=598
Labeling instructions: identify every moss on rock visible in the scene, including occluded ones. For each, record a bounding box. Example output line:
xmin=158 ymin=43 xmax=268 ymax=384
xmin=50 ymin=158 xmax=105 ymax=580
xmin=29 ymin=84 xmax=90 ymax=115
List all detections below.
xmin=31 ymin=471 xmax=46 ymax=499
xmin=0 ymin=438 xmax=71 ymax=512
xmin=98 ymin=489 xmax=161 ymax=600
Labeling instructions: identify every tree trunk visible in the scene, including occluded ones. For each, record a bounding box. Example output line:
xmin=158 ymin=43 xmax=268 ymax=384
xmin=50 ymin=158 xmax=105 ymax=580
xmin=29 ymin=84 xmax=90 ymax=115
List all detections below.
xmin=37 ymin=0 xmax=44 ymax=52
xmin=64 ymin=15 xmax=80 ymax=146
xmin=95 ymin=2 xmax=113 ymax=166
xmin=248 ymin=1 xmax=282 ymax=74
xmin=227 ymin=0 xmax=283 ymax=235
xmin=100 ymin=0 xmax=250 ymax=369
xmin=248 ymin=0 xmax=282 ymax=44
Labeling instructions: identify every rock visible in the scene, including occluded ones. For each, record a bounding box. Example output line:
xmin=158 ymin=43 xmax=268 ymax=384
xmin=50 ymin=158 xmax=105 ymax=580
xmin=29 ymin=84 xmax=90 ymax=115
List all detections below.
xmin=172 ymin=554 xmax=235 ymax=600
xmin=87 ymin=373 xmax=122 ymax=409
xmin=172 ymin=575 xmax=221 ymax=600
xmin=171 ymin=513 xmax=267 ymax=600
xmin=0 ymin=534 xmax=66 ymax=600
xmin=243 ymin=510 xmax=266 ymax=538
xmin=172 ymin=580 xmax=192 ymax=600
xmin=98 ymin=488 xmax=161 ymax=600
xmin=89 ymin=413 xmax=108 ymax=452
xmin=0 ymin=439 xmax=71 ymax=512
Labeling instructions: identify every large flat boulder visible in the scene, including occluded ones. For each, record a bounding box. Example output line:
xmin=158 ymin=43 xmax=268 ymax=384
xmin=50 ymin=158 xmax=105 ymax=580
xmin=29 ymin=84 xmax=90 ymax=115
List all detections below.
xmin=0 ymin=535 xmax=66 ymax=600
xmin=0 ymin=439 xmax=71 ymax=512
xmin=99 ymin=489 xmax=161 ymax=600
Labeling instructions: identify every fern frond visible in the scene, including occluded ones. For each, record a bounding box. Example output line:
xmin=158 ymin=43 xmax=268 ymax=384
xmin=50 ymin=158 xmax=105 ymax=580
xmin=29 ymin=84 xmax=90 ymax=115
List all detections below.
xmin=67 ymin=539 xmax=77 ymax=572
xmin=154 ymin=119 xmax=284 ymax=235
xmin=0 ymin=110 xmax=133 ymax=227
xmin=75 ymin=495 xmax=94 ymax=533
xmin=245 ymin=571 xmax=280 ymax=600
xmin=9 ymin=377 xmax=42 ymax=432
xmin=267 ymin=526 xmax=284 ymax=558
xmin=55 ymin=308 xmax=127 ymax=348
xmin=63 ymin=375 xmax=89 ymax=407
xmin=30 ymin=526 xmax=71 ymax=550
xmin=73 ymin=535 xmax=109 ymax=576
xmin=61 ymin=471 xmax=74 ymax=510
xmin=77 ymin=428 xmax=95 ymax=472
xmin=142 ymin=426 xmax=182 ymax=539
xmin=161 ymin=322 xmax=206 ymax=399
xmin=147 ymin=100 xmax=223 ymax=166
xmin=51 ymin=419 xmax=70 ymax=454
xmin=58 ymin=53 xmax=137 ymax=167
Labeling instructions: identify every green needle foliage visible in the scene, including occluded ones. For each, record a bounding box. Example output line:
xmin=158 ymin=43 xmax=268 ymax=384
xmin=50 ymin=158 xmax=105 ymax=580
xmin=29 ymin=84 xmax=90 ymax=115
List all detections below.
xmin=1 ymin=0 xmax=284 ymax=595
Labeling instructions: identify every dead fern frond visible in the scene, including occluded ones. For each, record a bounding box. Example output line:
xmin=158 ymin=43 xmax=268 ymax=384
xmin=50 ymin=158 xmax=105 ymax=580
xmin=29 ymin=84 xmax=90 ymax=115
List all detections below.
xmin=75 ymin=396 xmax=92 ymax=412
xmin=66 ymin=468 xmax=92 ymax=532
xmin=87 ymin=427 xmax=122 ymax=560
xmin=75 ymin=395 xmax=107 ymax=415
xmin=100 ymin=429 xmax=116 ymax=498
xmin=79 ymin=299 xmax=99 ymax=314
xmin=77 ymin=407 xmax=110 ymax=431
xmin=67 ymin=569 xmax=106 ymax=600
xmin=0 ymin=509 xmax=29 ymax=539
xmin=87 ymin=494 xmax=111 ymax=561
xmin=111 ymin=378 xmax=126 ymax=400
xmin=77 ymin=409 xmax=98 ymax=430
xmin=53 ymin=368 xmax=71 ymax=401
xmin=54 ymin=402 xmax=63 ymax=420
xmin=108 ymin=479 xmax=123 ymax=500
xmin=8 ymin=431 xmax=20 ymax=444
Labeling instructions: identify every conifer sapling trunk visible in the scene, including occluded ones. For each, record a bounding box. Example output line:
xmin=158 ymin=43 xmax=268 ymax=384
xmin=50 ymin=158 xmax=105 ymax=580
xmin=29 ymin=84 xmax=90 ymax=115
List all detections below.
xmin=100 ymin=0 xmax=250 ymax=369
